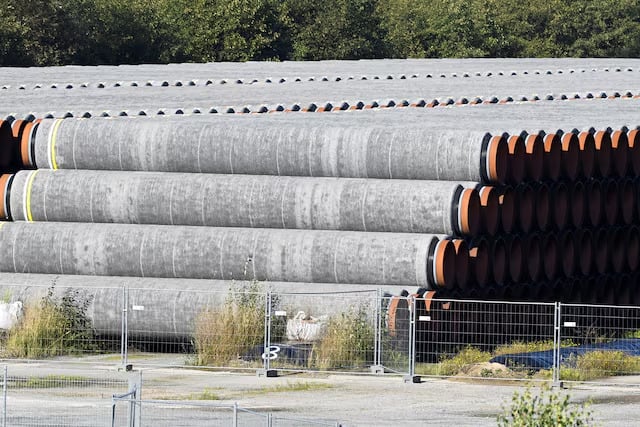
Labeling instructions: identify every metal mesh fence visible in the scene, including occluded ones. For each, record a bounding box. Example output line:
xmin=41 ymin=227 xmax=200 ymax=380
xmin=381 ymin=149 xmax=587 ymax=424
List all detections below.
xmin=265 ymin=291 xmax=378 ymax=373
xmin=381 ymin=295 xmax=412 ymax=374
xmin=413 ymin=297 xmax=556 ymax=378
xmin=559 ymin=303 xmax=640 ymax=382
xmin=2 ymin=366 xmax=129 ymax=427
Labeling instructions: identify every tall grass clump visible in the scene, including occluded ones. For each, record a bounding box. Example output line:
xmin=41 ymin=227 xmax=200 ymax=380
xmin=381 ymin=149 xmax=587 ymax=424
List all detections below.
xmin=194 ymin=283 xmax=274 ymax=366
xmin=311 ymin=304 xmax=374 ymax=370
xmin=498 ymin=385 xmax=593 ymax=426
xmin=5 ymin=288 xmax=95 ymax=358
xmin=561 ymin=350 xmax=640 ymax=381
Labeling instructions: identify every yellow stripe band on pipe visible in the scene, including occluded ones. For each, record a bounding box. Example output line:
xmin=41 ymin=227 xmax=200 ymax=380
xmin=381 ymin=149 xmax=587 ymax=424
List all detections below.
xmin=0 ymin=222 xmax=5 ymax=231
xmin=50 ymin=119 xmax=63 ymax=170
xmin=25 ymin=169 xmax=40 ymax=222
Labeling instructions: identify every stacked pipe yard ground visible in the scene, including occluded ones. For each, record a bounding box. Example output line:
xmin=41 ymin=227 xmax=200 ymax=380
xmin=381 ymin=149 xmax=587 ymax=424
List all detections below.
xmin=0 ymin=58 xmax=639 ymax=343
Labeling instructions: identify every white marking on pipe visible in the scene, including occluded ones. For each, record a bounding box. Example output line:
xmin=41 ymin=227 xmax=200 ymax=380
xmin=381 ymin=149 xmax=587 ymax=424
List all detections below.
xmin=171 ymin=235 xmax=177 ymax=278
xmin=168 ymin=179 xmax=175 ymax=226
xmin=280 ymin=179 xmax=289 ymax=228
xmin=196 ymin=126 xmax=206 ymax=173
xmin=47 ymin=122 xmax=55 ymax=169
xmin=485 ymin=135 xmax=493 ymax=182
xmin=360 ymin=183 xmax=369 ymax=232
xmin=248 ymin=179 xmax=256 ymax=228
xmin=22 ymin=171 xmax=31 ymax=221
xmin=138 ymin=232 xmax=146 ymax=278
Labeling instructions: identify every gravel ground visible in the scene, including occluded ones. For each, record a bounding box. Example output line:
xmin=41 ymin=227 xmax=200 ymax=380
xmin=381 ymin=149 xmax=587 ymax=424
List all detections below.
xmin=4 ymin=356 xmax=640 ymax=426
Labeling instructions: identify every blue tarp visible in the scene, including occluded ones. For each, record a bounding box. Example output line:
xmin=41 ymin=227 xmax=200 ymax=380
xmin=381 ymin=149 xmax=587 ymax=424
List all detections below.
xmin=490 ymin=338 xmax=640 ymax=370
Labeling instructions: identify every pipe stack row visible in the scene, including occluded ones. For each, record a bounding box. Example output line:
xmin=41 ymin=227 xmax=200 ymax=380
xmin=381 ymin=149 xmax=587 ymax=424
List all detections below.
xmin=0 ymin=59 xmax=638 ymax=346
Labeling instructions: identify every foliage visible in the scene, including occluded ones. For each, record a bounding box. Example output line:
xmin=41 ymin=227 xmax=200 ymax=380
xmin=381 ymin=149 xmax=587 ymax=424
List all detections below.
xmin=497 ymin=385 xmax=593 ymax=427
xmin=193 ymin=283 xmax=285 ymax=366
xmin=0 ymin=0 xmax=638 ymax=66
xmin=435 ymin=346 xmax=492 ymax=376
xmin=194 ymin=284 xmax=265 ymax=366
xmin=311 ymin=304 xmax=374 ymax=370
xmin=4 ymin=287 xmax=95 ymax=358
xmin=561 ymin=350 xmax=640 ymax=381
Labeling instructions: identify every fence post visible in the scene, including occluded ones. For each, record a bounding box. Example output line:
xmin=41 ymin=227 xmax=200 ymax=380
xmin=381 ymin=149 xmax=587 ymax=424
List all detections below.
xmin=232 ymin=402 xmax=238 ymax=427
xmin=258 ymin=290 xmax=277 ymax=377
xmin=403 ymin=296 xmax=420 ymax=383
xmin=552 ymin=301 xmax=563 ymax=388
xmin=121 ymin=286 xmax=129 ymax=369
xmin=370 ymin=289 xmax=384 ymax=374
xmin=3 ymin=365 xmax=6 ymax=427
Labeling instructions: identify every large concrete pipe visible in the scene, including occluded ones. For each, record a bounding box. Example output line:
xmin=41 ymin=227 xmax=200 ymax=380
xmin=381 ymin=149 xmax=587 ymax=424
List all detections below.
xmin=0 ymin=222 xmax=455 ymax=288
xmin=468 ymin=238 xmax=490 ymax=287
xmin=533 ymin=183 xmax=551 ymax=231
xmin=5 ymin=170 xmax=481 ymax=236
xmin=573 ymin=229 xmax=593 ymax=277
xmin=515 ymin=183 xmax=535 ymax=233
xmin=559 ymin=131 xmax=580 ymax=181
xmin=557 ymin=230 xmax=575 ymax=278
xmin=628 ymin=127 xmax=640 ymax=176
xmin=498 ymin=186 xmax=515 ymax=233
xmin=25 ymin=118 xmax=510 ymax=184
xmin=550 ymin=182 xmax=569 ymax=230
xmin=507 ymin=134 xmax=526 ymax=183
xmin=626 ymin=226 xmax=640 ymax=272
xmin=575 ymin=130 xmax=596 ymax=179
xmin=609 ymin=129 xmax=629 ymax=177
xmin=450 ymin=239 xmax=470 ymax=290
xmin=522 ymin=233 xmax=542 ymax=282
xmin=488 ymin=236 xmax=508 ymax=286
xmin=541 ymin=131 xmax=562 ymax=181
xmin=568 ymin=181 xmax=585 ymax=228
xmin=505 ymin=235 xmax=524 ymax=284
xmin=619 ymin=178 xmax=636 ymax=225
xmin=601 ymin=179 xmax=619 ymax=226
xmin=0 ymin=273 xmax=406 ymax=339
xmin=460 ymin=183 xmax=499 ymax=235
xmin=586 ymin=179 xmax=603 ymax=226
xmin=593 ymin=228 xmax=609 ymax=275
xmin=592 ymin=129 xmax=612 ymax=178
xmin=523 ymin=133 xmax=544 ymax=181
xmin=0 ymin=120 xmax=15 ymax=172
xmin=608 ymin=227 xmax=626 ymax=274
xmin=541 ymin=233 xmax=558 ymax=281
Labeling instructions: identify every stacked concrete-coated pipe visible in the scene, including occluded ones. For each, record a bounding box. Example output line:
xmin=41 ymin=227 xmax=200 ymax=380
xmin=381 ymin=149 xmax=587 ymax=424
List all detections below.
xmin=0 ymin=59 xmax=639 ymax=348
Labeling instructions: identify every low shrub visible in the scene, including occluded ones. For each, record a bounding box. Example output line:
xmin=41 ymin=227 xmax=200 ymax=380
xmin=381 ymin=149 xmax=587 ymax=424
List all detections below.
xmin=311 ymin=304 xmax=374 ymax=370
xmin=497 ymin=385 xmax=593 ymax=426
xmin=194 ymin=285 xmax=266 ymax=366
xmin=4 ymin=287 xmax=95 ymax=358
xmin=561 ymin=350 xmax=640 ymax=381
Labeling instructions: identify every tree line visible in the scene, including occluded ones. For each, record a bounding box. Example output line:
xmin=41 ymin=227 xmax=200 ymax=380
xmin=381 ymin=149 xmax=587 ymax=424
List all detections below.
xmin=0 ymin=0 xmax=638 ymax=66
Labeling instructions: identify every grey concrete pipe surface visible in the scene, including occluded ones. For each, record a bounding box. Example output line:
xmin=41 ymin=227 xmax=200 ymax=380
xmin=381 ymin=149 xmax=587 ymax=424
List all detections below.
xmin=0 ymin=222 xmax=446 ymax=287
xmin=30 ymin=118 xmax=509 ymax=184
xmin=0 ymin=273 xmax=408 ymax=338
xmin=7 ymin=169 xmax=481 ymax=236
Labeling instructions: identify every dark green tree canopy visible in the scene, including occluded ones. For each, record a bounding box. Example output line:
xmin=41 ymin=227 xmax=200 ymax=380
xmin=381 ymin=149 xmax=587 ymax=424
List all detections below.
xmin=0 ymin=0 xmax=638 ymax=66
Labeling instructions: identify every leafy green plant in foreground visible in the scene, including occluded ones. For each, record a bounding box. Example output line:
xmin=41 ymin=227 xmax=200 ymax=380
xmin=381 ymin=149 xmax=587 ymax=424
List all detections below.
xmin=498 ymin=385 xmax=593 ymax=426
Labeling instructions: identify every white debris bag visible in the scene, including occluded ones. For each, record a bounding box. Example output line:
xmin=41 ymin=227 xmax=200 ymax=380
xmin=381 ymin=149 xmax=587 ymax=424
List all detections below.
xmin=0 ymin=301 xmax=23 ymax=330
xmin=286 ymin=311 xmax=327 ymax=342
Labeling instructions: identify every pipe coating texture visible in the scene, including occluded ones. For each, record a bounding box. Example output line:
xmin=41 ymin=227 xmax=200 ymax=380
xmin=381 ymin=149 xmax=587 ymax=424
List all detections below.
xmin=7 ymin=170 xmax=480 ymax=236
xmin=0 ymin=222 xmax=450 ymax=287
xmin=29 ymin=118 xmax=509 ymax=184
